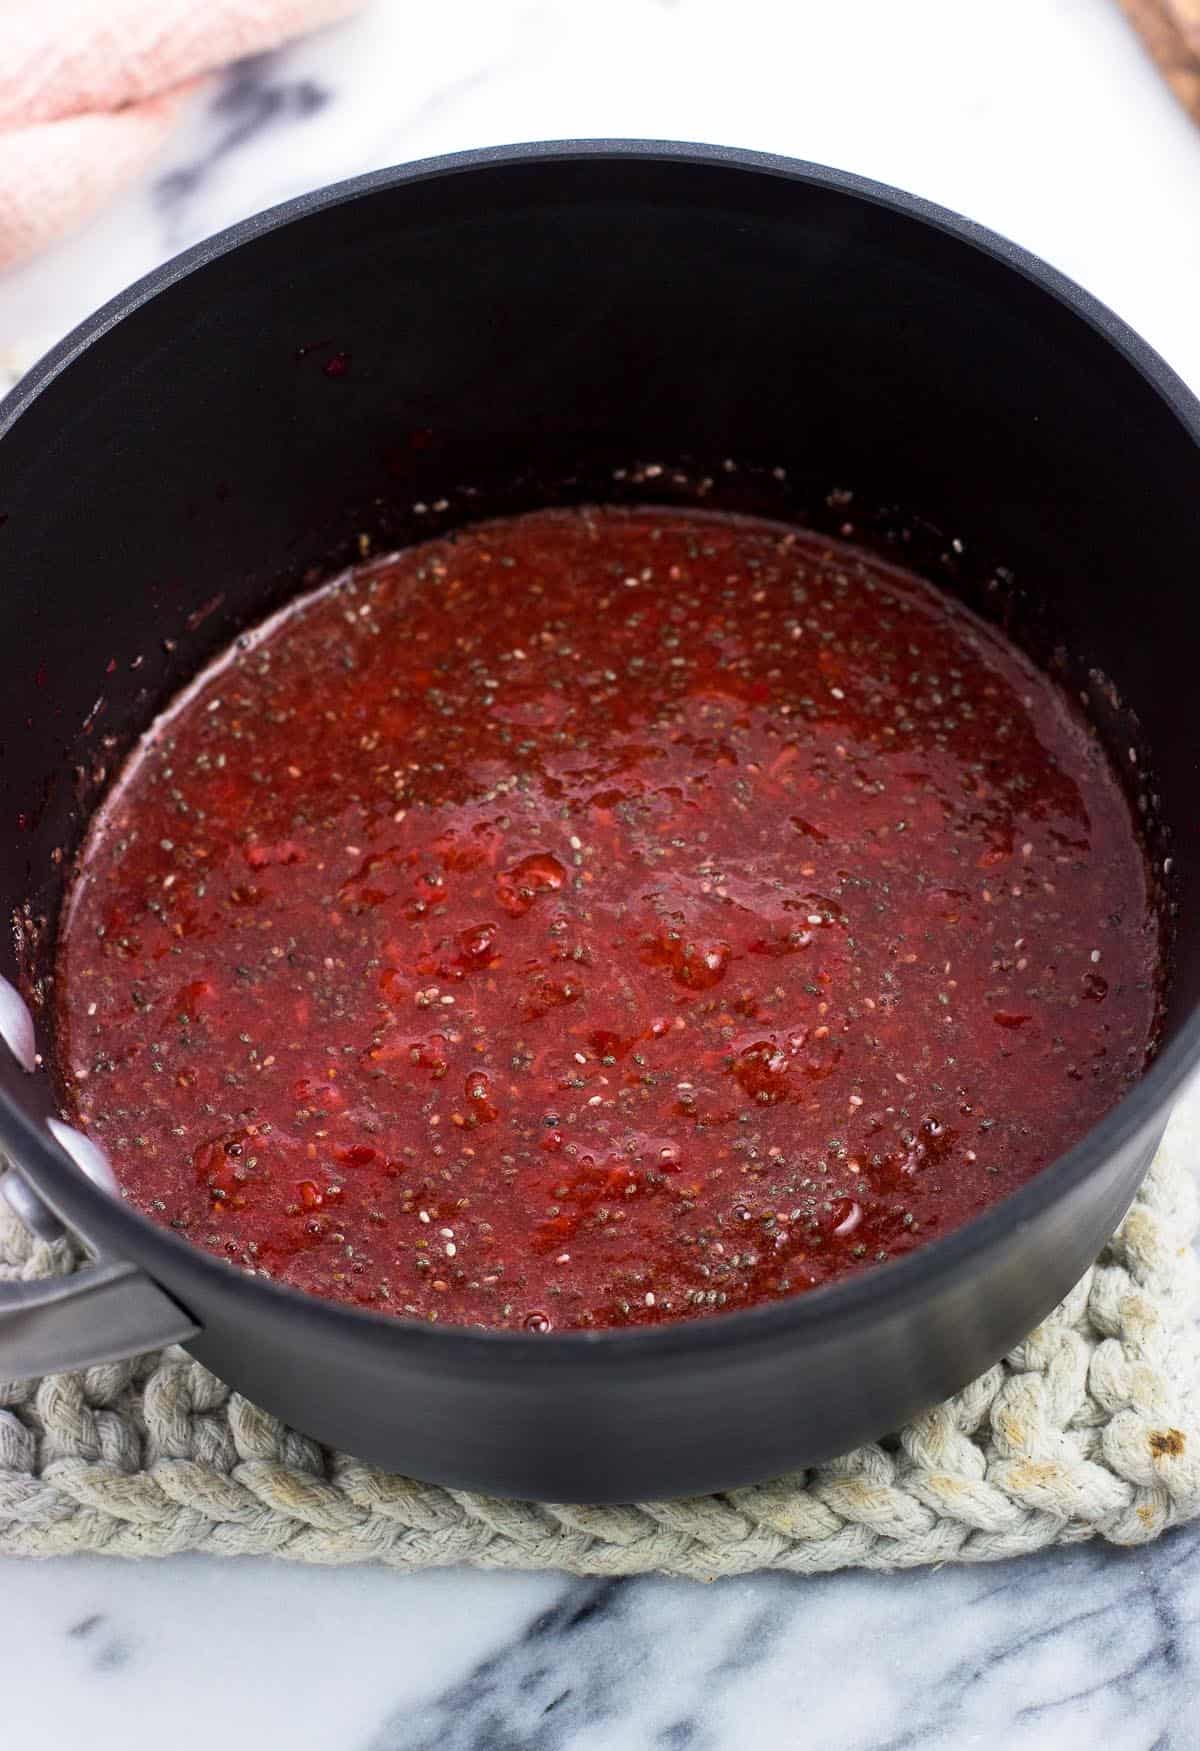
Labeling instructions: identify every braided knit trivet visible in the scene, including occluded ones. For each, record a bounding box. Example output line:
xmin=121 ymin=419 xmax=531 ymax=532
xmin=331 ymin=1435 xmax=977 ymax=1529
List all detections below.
xmin=2 ymin=1141 xmax=1199 ymax=1576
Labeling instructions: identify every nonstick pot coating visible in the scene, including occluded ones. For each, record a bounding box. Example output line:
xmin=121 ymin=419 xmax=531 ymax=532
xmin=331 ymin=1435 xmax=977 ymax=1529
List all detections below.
xmin=0 ymin=143 xmax=1197 ymax=1500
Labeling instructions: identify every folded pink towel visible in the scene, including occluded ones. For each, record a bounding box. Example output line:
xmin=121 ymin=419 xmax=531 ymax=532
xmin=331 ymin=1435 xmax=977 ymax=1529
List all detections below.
xmin=0 ymin=0 xmax=362 ymax=268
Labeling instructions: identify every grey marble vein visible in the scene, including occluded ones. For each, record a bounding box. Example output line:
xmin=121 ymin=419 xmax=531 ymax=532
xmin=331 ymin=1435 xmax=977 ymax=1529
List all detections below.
xmin=154 ymin=54 xmax=331 ymax=240
xmin=363 ymin=1526 xmax=1200 ymax=1751
xmin=62 ymin=1609 xmax=139 ymax=1677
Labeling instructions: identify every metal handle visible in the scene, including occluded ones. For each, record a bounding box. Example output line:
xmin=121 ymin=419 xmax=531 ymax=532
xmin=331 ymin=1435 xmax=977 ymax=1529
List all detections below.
xmin=0 ymin=1169 xmax=200 ymax=1378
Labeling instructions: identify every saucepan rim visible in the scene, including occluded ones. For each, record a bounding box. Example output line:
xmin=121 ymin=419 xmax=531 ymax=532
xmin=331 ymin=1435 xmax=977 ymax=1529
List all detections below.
xmin=2 ymin=137 xmax=1198 ymax=1364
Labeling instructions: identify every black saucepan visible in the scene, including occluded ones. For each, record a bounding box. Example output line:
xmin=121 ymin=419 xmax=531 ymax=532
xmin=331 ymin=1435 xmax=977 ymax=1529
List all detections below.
xmin=1 ymin=142 xmax=1197 ymax=1502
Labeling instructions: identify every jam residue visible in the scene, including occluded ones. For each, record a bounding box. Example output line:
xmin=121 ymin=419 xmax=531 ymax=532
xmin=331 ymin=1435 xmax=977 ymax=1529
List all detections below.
xmin=54 ymin=508 xmax=1161 ymax=1328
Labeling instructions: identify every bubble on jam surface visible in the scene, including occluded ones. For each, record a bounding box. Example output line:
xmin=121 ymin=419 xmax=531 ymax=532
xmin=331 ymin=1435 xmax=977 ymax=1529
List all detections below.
xmin=417 ymin=921 xmax=504 ymax=982
xmin=523 ymin=1310 xmax=553 ymax=1333
xmin=747 ymin=926 xmax=813 ymax=958
xmin=464 ymin=1070 xmax=498 ymax=1121
xmin=456 ymin=921 xmax=501 ymax=969
xmin=731 ymin=1040 xmax=791 ymax=1104
xmin=496 ymin=852 xmax=567 ymax=916
xmin=1082 ymin=972 xmax=1109 ymax=1001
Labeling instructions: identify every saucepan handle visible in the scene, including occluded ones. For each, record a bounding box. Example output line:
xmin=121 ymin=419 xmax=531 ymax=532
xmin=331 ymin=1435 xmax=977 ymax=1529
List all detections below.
xmin=0 ymin=1168 xmax=200 ymax=1378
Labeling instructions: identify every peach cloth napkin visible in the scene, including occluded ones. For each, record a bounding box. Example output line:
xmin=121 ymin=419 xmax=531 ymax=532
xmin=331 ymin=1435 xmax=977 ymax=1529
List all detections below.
xmin=1119 ymin=2 xmax=1200 ymax=123
xmin=0 ymin=0 xmax=361 ymax=269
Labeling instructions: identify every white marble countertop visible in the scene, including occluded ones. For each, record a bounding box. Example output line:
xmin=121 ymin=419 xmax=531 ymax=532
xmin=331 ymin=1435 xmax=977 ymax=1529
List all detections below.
xmin=3 ymin=2 xmax=1200 ymax=1745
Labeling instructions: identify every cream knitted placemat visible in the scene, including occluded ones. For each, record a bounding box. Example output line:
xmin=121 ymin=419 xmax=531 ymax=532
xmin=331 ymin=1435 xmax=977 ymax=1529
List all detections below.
xmin=2 ymin=1142 xmax=1199 ymax=1577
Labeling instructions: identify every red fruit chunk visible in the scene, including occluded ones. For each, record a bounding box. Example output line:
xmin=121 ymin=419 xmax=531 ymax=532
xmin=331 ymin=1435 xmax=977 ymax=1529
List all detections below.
xmin=174 ymin=979 xmax=216 ymax=1020
xmin=455 ymin=921 xmax=501 ymax=970
xmin=642 ymin=930 xmax=732 ymax=991
xmin=522 ymin=975 xmax=582 ymax=1021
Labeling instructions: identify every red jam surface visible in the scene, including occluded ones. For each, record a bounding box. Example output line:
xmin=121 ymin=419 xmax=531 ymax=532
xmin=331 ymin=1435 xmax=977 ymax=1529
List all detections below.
xmin=55 ymin=508 xmax=1160 ymax=1329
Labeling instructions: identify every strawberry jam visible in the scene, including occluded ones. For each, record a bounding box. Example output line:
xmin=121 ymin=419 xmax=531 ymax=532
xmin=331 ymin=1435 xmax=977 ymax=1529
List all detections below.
xmin=54 ymin=508 xmax=1161 ymax=1328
